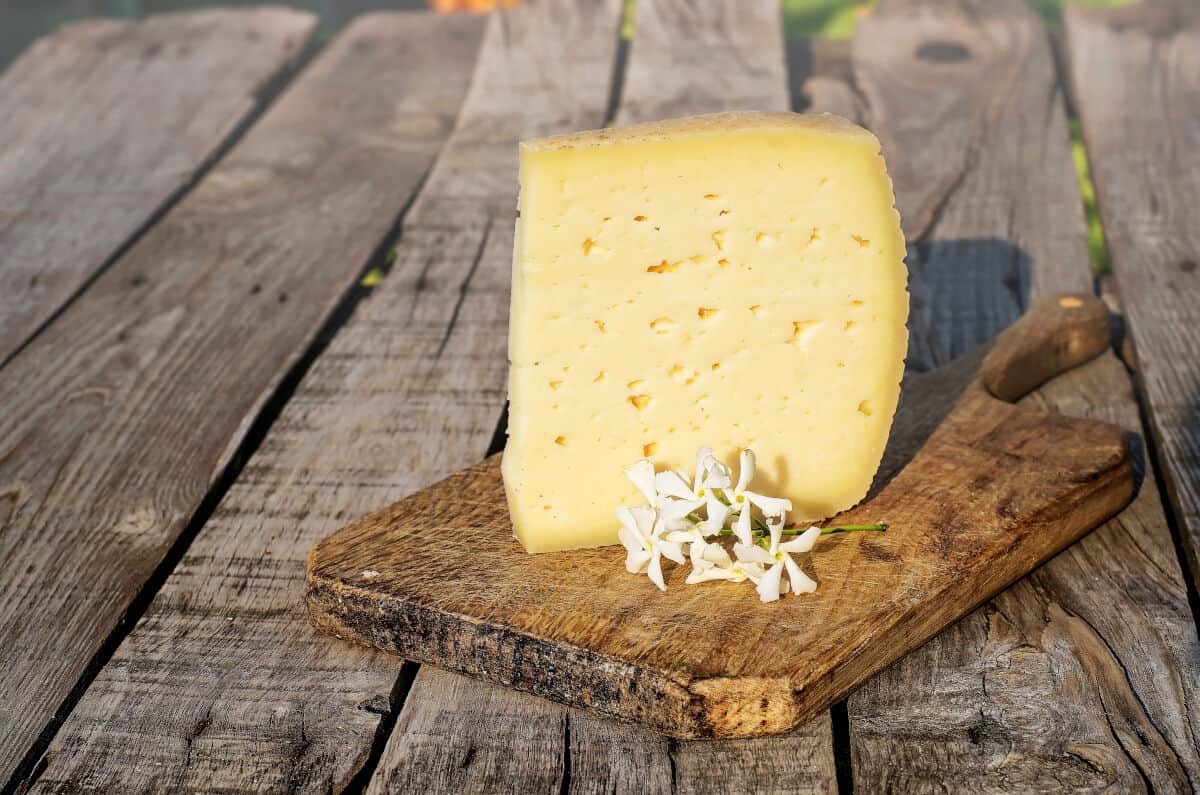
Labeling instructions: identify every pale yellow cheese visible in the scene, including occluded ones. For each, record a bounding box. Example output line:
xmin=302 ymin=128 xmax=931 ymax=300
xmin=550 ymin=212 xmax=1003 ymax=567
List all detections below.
xmin=503 ymin=112 xmax=908 ymax=554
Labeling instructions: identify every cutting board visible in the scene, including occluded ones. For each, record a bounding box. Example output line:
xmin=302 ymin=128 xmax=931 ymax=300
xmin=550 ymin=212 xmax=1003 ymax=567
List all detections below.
xmin=306 ymin=294 xmax=1134 ymax=739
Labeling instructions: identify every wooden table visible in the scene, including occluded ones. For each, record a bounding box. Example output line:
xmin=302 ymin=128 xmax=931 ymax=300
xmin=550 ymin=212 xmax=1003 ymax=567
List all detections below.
xmin=1 ymin=1 xmax=1197 ymax=791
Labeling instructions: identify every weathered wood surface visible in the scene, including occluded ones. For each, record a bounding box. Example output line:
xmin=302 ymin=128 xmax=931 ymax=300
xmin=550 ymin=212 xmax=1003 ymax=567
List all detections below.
xmin=21 ymin=4 xmax=616 ymax=794
xmin=0 ymin=9 xmax=315 ymax=367
xmin=309 ymin=294 xmax=1134 ymax=738
xmin=1 ymin=13 xmax=483 ymax=792
xmin=840 ymin=0 xmax=1200 ymax=790
xmin=1064 ymin=1 xmax=1200 ymax=586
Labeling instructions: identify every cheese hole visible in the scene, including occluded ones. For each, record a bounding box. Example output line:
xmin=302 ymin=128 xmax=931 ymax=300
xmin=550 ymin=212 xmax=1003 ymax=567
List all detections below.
xmin=844 ymin=321 xmax=857 ymax=332
xmin=704 ymin=193 xmax=721 ymax=200
xmin=818 ymin=177 xmax=831 ymax=189
xmin=628 ymin=394 xmax=651 ymax=410
xmin=718 ymin=258 xmax=730 ymax=268
xmin=755 ymin=232 xmax=775 ymax=246
xmin=543 ymin=505 xmax=552 ymax=510
xmin=787 ymin=320 xmax=824 ymax=347
xmin=836 ymin=360 xmax=846 ymax=368
xmin=594 ymin=371 xmax=606 ymax=382
xmin=850 ymin=299 xmax=866 ymax=307
xmin=643 ymin=442 xmax=658 ymax=457
xmin=634 ymin=215 xmax=647 ymax=222
xmin=808 ymin=227 xmax=822 ymax=245
xmin=857 ymin=400 xmax=873 ymax=417
xmin=601 ymin=216 xmax=612 ymax=222
xmin=689 ymin=255 xmax=707 ymax=264
xmin=719 ymin=209 xmax=730 ymax=216
xmin=749 ymin=304 xmax=765 ymax=316
xmin=549 ymin=380 xmax=563 ymax=390
xmin=668 ymin=364 xmax=685 ymax=377
xmin=555 ymin=435 xmax=568 ymax=446
xmin=627 ymin=379 xmax=646 ymax=390
xmin=697 ymin=307 xmax=720 ymax=319
xmin=594 ymin=320 xmax=607 ymax=333
xmin=647 ymin=259 xmax=682 ymax=274
xmin=712 ymin=230 xmax=727 ymax=251
xmin=851 ymin=234 xmax=871 ymax=248
xmin=650 ymin=317 xmax=676 ymax=334
xmin=582 ymin=237 xmax=602 ymax=256
xmin=711 ymin=362 xmax=720 ymax=371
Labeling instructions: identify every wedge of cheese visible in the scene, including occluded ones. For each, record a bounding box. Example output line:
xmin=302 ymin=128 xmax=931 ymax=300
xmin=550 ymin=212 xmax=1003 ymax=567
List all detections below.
xmin=503 ymin=112 xmax=908 ymax=553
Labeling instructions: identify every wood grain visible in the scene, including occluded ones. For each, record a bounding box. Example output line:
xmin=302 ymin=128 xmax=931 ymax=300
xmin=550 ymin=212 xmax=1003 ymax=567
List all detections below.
xmin=308 ymin=294 xmax=1132 ymax=738
xmin=842 ymin=0 xmax=1200 ymax=790
xmin=0 ymin=8 xmax=315 ymax=366
xmin=1 ymin=13 xmax=483 ymax=792
xmin=1064 ymin=1 xmax=1200 ymax=586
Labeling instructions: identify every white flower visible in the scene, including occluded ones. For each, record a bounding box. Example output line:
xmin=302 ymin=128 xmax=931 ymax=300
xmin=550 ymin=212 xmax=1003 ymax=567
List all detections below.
xmin=728 ymin=449 xmax=794 ymax=545
xmin=617 ymin=505 xmax=685 ymax=591
xmin=654 ymin=446 xmax=733 ymax=531
xmin=734 ymin=519 xmax=820 ymax=602
xmin=685 ymin=558 xmax=767 ymax=585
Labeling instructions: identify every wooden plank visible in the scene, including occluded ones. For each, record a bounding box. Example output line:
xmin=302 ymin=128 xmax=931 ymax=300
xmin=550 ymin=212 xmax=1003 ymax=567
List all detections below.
xmin=840 ymin=0 xmax=1200 ymax=790
xmin=1 ymin=13 xmax=483 ymax=792
xmin=600 ymin=1 xmax=838 ymax=789
xmin=1064 ymin=2 xmax=1200 ymax=586
xmin=0 ymin=9 xmax=315 ymax=366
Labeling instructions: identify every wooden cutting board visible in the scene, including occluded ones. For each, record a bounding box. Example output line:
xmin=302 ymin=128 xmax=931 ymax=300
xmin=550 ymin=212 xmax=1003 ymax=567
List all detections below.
xmin=306 ymin=294 xmax=1134 ymax=739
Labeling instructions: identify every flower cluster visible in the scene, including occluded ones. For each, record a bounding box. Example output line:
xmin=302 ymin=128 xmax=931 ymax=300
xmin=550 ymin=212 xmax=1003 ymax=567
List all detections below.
xmin=616 ymin=446 xmax=830 ymax=603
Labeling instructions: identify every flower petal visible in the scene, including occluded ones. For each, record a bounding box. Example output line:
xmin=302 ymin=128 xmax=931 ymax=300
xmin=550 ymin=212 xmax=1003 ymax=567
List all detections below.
xmin=647 ymin=551 xmax=667 ymax=591
xmin=734 ymin=507 xmax=754 ymax=546
xmin=655 ymin=469 xmax=697 ymax=501
xmin=739 ymin=561 xmax=767 ymax=583
xmin=686 ymin=564 xmax=740 ymax=585
xmin=746 ymin=491 xmax=793 ymax=517
xmin=702 ymin=543 xmax=733 ymax=568
xmin=779 ymin=525 xmax=821 ymax=554
xmin=693 ymin=446 xmax=714 ymax=490
xmin=624 ymin=459 xmax=658 ymax=505
xmin=755 ymin=562 xmax=785 ymax=602
xmin=700 ymin=493 xmax=731 ymax=534
xmin=700 ymin=456 xmax=732 ymax=489
xmin=659 ymin=539 xmax=686 ymax=566
xmin=783 ymin=554 xmax=818 ymax=594
xmin=734 ymin=542 xmax=774 ymax=566
xmin=665 ymin=530 xmax=694 ymax=545
xmin=659 ymin=497 xmax=704 ymax=521
xmin=736 ymin=448 xmax=756 ymax=494
xmin=619 ymin=529 xmax=652 ymax=574
xmin=766 ymin=517 xmax=784 ymax=555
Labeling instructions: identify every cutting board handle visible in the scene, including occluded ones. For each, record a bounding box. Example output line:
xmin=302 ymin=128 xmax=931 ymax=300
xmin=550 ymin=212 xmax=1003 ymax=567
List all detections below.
xmin=981 ymin=294 xmax=1110 ymax=402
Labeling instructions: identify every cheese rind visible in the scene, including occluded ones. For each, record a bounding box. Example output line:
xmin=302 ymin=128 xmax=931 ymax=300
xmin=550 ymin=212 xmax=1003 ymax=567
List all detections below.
xmin=504 ymin=112 xmax=908 ymax=554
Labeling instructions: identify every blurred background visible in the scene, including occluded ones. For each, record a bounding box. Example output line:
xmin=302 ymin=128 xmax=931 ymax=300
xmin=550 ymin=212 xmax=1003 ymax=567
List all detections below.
xmin=1 ymin=0 xmax=1135 ymax=72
